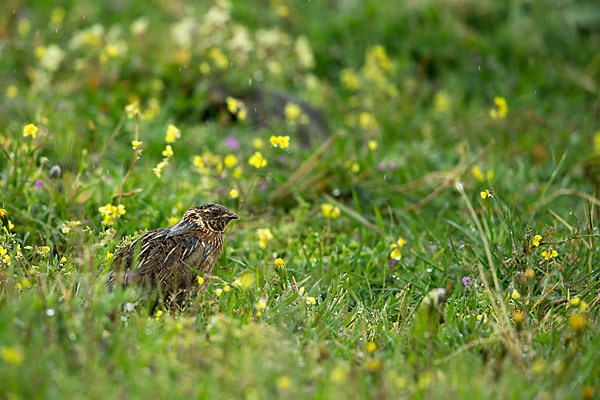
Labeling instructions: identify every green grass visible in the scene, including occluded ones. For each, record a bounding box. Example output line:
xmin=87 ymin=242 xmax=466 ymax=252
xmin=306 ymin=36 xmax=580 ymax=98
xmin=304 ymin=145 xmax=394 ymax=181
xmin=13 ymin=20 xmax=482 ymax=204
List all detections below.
xmin=1 ymin=0 xmax=600 ymax=398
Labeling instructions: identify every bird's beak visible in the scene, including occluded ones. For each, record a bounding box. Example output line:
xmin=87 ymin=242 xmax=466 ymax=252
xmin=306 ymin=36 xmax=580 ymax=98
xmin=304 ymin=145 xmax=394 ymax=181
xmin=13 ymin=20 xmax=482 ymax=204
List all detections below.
xmin=229 ymin=214 xmax=240 ymax=220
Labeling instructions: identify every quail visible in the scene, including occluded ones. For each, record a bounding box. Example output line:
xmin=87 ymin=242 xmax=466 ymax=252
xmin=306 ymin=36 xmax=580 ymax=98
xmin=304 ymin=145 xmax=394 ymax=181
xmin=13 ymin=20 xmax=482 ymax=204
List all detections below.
xmin=107 ymin=204 xmax=239 ymax=293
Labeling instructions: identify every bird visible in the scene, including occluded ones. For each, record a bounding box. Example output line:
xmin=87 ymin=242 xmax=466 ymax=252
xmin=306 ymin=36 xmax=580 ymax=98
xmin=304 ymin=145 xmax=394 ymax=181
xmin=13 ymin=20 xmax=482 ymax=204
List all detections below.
xmin=107 ymin=204 xmax=239 ymax=294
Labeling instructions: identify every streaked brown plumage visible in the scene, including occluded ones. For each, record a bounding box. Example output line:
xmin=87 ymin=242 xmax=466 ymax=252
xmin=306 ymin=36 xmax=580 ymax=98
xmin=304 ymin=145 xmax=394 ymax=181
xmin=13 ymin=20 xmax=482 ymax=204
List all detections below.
xmin=107 ymin=204 xmax=239 ymax=292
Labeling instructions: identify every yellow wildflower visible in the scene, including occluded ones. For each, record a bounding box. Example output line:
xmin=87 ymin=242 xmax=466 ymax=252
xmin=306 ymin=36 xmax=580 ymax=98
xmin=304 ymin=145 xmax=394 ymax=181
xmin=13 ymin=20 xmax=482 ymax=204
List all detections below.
xmin=125 ymin=101 xmax=140 ymax=118
xmin=525 ymin=268 xmax=535 ymax=279
xmin=233 ymin=167 xmax=243 ymax=179
xmin=568 ymin=314 xmax=586 ymax=331
xmin=169 ymin=216 xmax=179 ymax=225
xmin=276 ymin=376 xmax=291 ymax=390
xmin=433 ymin=91 xmax=450 ymax=112
xmin=390 ymin=245 xmax=402 ymax=260
xmin=1 ymin=347 xmax=23 ymax=365
xmin=366 ymin=359 xmax=381 ymax=372
xmin=215 ymin=288 xmax=223 ymax=297
xmin=472 ymin=166 xmax=484 ymax=182
xmin=224 ymin=154 xmax=238 ymax=169
xmin=256 ymin=298 xmax=266 ymax=310
xmin=321 ymin=203 xmax=333 ymax=217
xmin=253 ymin=138 xmax=264 ymax=149
xmin=274 ymin=258 xmax=284 ymax=267
xmin=248 ymin=152 xmax=267 ymax=168
xmin=533 ymin=234 xmax=542 ymax=247
xmin=570 ymin=297 xmax=580 ymax=307
xmin=131 ymin=140 xmax=143 ymax=150
xmin=368 ymin=140 xmax=378 ymax=151
xmin=511 ymin=290 xmax=521 ymax=300
xmin=165 ymin=124 xmax=181 ymax=143
xmin=106 ymin=252 xmax=114 ymax=260
xmin=154 ymin=310 xmax=163 ymax=321
xmin=152 ymin=159 xmax=169 ymax=178
xmin=340 ymin=69 xmax=360 ymax=90
xmin=35 ymin=46 xmax=46 ymax=59
xmin=257 ymin=228 xmax=273 ymax=248
xmin=359 ymin=112 xmax=378 ymax=131
xmin=366 ymin=342 xmax=377 ymax=354
xmin=223 ymin=285 xmax=231 ymax=292
xmin=396 ymin=238 xmax=406 ymax=247
xmin=541 ymin=248 xmax=558 ymax=260
xmin=486 ymin=170 xmax=495 ymax=181
xmin=23 ymin=123 xmax=39 ymax=138
xmin=270 ymin=135 xmax=291 ymax=149
xmin=229 ymin=189 xmax=239 ymax=198
xmin=6 ymin=85 xmax=18 ymax=98
xmin=162 ymin=145 xmax=174 ymax=159
xmin=513 ymin=311 xmax=524 ymax=324
xmin=199 ymin=62 xmax=211 ymax=75
xmin=306 ymin=296 xmax=316 ymax=305
xmin=98 ymin=203 xmax=126 ymax=225
xmin=480 ymin=189 xmax=492 ymax=199
xmin=490 ymin=96 xmax=508 ymax=119
xmin=284 ymin=103 xmax=301 ymax=124
xmin=209 ymin=48 xmax=229 ymax=69
xmin=197 ymin=276 xmax=204 ymax=285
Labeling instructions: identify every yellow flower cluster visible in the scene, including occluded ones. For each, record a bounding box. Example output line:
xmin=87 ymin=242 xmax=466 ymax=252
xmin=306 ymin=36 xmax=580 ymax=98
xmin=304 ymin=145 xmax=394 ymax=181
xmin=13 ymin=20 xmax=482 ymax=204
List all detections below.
xmin=23 ymin=123 xmax=39 ymax=138
xmin=541 ymin=248 xmax=558 ymax=260
xmin=249 ymin=151 xmax=267 ymax=168
xmin=165 ymin=124 xmax=181 ymax=143
xmin=98 ymin=203 xmax=126 ymax=225
xmin=232 ymin=271 xmax=255 ymax=290
xmin=433 ymin=91 xmax=450 ymax=113
xmin=209 ymin=48 xmax=229 ymax=69
xmin=256 ymin=228 xmax=273 ymax=248
xmin=362 ymin=45 xmax=397 ymax=97
xmin=389 ymin=238 xmax=405 ymax=260
xmin=284 ymin=102 xmax=308 ymax=125
xmin=359 ymin=112 xmax=378 ymax=131
xmin=125 ymin=100 xmax=140 ymax=119
xmin=321 ymin=203 xmax=340 ymax=219
xmin=0 ymin=246 xmax=10 ymax=264
xmin=140 ymin=98 xmax=161 ymax=121
xmin=226 ymin=97 xmax=247 ymax=120
xmin=340 ymin=69 xmax=360 ymax=90
xmin=154 ymin=125 xmax=181 ymax=178
xmin=472 ymin=166 xmax=494 ymax=182
xmin=1 ymin=347 xmax=23 ymax=365
xmin=60 ymin=220 xmax=81 ymax=234
xmin=532 ymin=234 xmax=542 ymax=247
xmin=131 ymin=140 xmax=143 ymax=150
xmin=490 ymin=96 xmax=508 ymax=119
xmin=270 ymin=135 xmax=290 ymax=149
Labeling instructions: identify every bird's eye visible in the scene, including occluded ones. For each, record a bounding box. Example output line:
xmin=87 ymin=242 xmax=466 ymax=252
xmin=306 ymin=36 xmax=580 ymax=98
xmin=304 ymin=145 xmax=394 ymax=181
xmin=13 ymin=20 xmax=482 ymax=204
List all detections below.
xmin=211 ymin=210 xmax=219 ymax=216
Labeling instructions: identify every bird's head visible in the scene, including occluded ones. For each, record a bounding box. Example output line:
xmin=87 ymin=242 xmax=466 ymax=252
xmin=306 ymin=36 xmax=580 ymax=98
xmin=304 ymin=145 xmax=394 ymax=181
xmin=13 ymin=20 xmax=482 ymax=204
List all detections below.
xmin=182 ymin=204 xmax=239 ymax=233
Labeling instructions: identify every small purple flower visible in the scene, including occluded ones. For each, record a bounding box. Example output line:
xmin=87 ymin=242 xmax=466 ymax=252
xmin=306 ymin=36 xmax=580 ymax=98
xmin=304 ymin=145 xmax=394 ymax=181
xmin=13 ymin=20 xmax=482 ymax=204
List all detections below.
xmin=262 ymin=296 xmax=268 ymax=303
xmin=428 ymin=245 xmax=436 ymax=251
xmin=34 ymin=180 xmax=44 ymax=190
xmin=378 ymin=162 xmax=387 ymax=171
xmin=389 ymin=258 xmax=396 ymax=268
xmin=354 ymin=235 xmax=362 ymax=242
xmin=224 ymin=136 xmax=240 ymax=151
xmin=388 ymin=162 xmax=397 ymax=170
xmin=462 ymin=276 xmax=472 ymax=286
xmin=259 ymin=182 xmax=267 ymax=191
xmin=528 ymin=184 xmax=537 ymax=193
xmin=278 ymin=155 xmax=287 ymax=164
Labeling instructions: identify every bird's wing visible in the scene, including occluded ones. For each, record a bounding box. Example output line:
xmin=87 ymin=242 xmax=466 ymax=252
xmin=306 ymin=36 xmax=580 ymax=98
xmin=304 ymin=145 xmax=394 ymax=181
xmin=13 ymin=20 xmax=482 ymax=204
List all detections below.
xmin=135 ymin=232 xmax=211 ymax=278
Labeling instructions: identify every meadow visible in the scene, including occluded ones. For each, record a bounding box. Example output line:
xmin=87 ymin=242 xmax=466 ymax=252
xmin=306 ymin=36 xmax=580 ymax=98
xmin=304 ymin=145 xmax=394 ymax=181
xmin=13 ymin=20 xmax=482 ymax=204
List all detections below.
xmin=1 ymin=0 xmax=599 ymax=398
